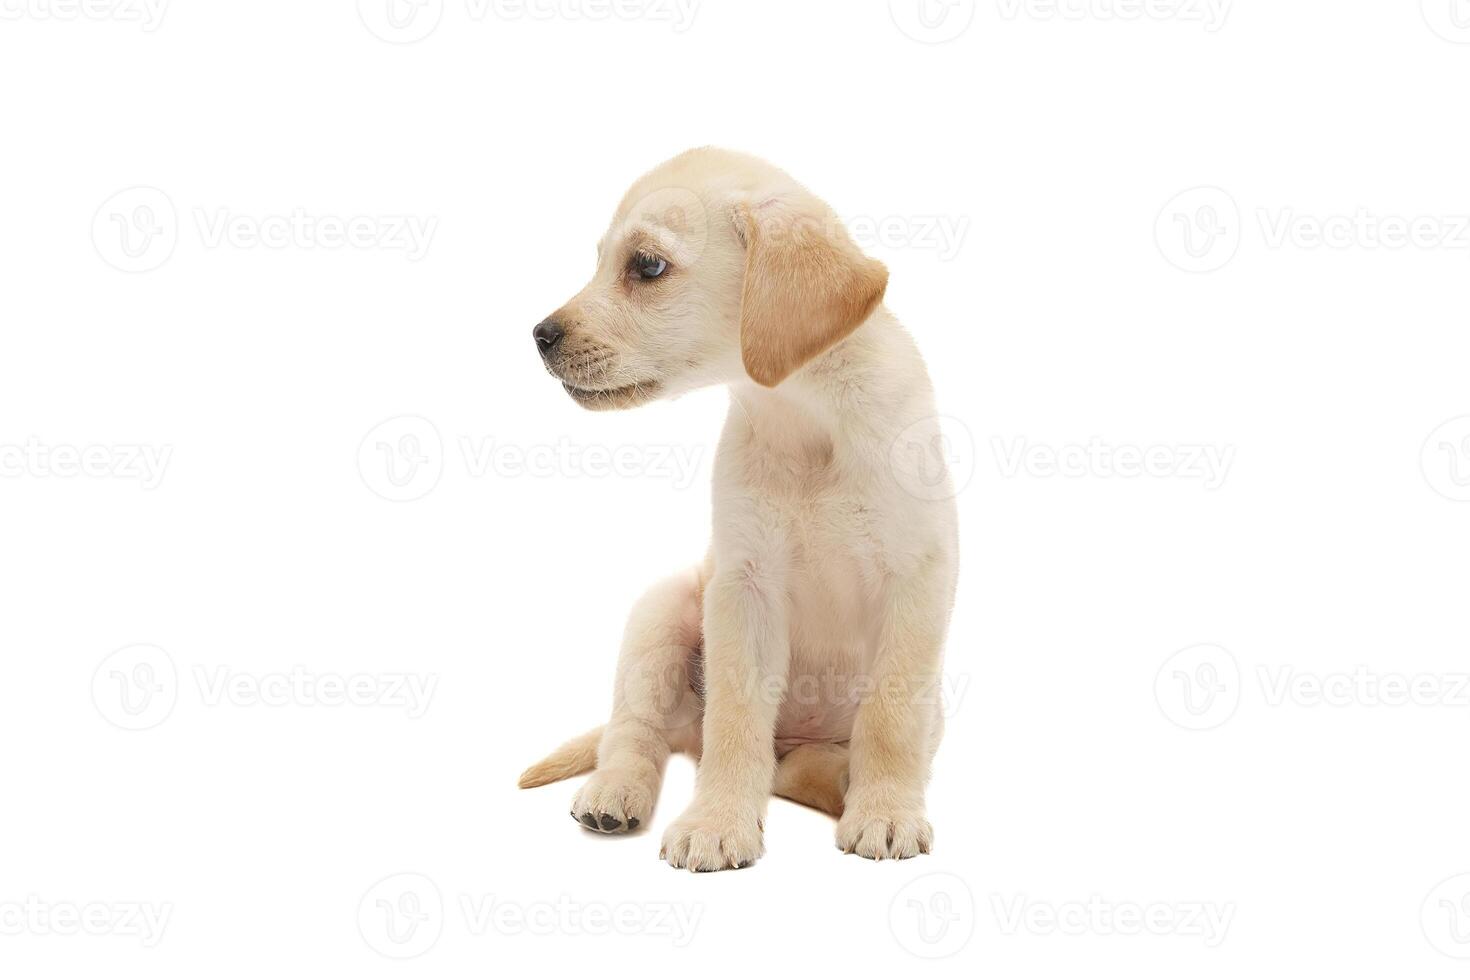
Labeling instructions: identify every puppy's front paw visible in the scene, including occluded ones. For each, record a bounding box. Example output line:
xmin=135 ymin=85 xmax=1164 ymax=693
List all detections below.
xmin=570 ymin=769 xmax=656 ymax=834
xmin=660 ymin=804 xmax=763 ymax=871
xmin=836 ymin=800 xmax=932 ymax=860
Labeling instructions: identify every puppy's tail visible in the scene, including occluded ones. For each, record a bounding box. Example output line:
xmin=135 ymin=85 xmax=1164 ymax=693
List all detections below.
xmin=517 ymin=726 xmax=603 ymax=789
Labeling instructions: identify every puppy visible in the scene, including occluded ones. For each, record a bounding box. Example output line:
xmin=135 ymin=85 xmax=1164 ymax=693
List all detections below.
xmin=519 ymin=148 xmax=958 ymax=871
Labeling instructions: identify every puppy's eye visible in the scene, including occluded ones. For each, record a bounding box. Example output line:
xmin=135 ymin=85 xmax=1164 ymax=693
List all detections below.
xmin=633 ymin=253 xmax=668 ymax=280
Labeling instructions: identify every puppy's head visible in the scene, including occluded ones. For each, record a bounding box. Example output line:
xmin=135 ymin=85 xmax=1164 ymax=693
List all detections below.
xmin=534 ymin=148 xmax=888 ymax=410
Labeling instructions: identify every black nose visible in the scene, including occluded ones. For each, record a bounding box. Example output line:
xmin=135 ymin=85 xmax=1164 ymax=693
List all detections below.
xmin=533 ymin=319 xmax=564 ymax=358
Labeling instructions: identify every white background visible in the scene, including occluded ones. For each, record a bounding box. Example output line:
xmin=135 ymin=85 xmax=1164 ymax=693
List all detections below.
xmin=2 ymin=0 xmax=1469 ymax=976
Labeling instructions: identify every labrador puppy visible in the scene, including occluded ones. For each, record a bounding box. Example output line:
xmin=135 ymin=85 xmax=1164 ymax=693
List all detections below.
xmin=519 ymin=148 xmax=958 ymax=871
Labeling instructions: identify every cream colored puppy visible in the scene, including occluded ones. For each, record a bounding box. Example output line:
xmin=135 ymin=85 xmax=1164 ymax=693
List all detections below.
xmin=519 ymin=148 xmax=958 ymax=871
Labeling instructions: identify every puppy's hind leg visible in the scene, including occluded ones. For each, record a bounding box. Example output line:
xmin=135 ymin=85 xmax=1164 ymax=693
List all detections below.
xmin=571 ymin=569 xmax=704 ymax=834
xmin=773 ymin=742 xmax=849 ymax=817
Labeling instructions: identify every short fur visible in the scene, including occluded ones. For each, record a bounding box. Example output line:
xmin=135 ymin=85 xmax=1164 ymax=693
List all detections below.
xmin=522 ymin=148 xmax=959 ymax=870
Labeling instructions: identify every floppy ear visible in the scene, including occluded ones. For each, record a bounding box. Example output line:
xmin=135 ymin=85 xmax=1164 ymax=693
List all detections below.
xmin=735 ymin=195 xmax=889 ymax=387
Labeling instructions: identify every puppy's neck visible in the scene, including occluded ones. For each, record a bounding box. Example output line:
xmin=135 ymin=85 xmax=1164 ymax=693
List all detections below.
xmin=726 ymin=306 xmax=911 ymax=457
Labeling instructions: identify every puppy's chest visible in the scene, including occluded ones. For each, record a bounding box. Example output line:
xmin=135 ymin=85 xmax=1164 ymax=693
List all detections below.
xmin=715 ymin=440 xmax=895 ymax=650
xmin=782 ymin=492 xmax=885 ymax=654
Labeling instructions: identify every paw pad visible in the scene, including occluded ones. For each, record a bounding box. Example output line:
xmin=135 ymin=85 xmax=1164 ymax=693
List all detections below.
xmin=572 ymin=809 xmax=638 ymax=834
